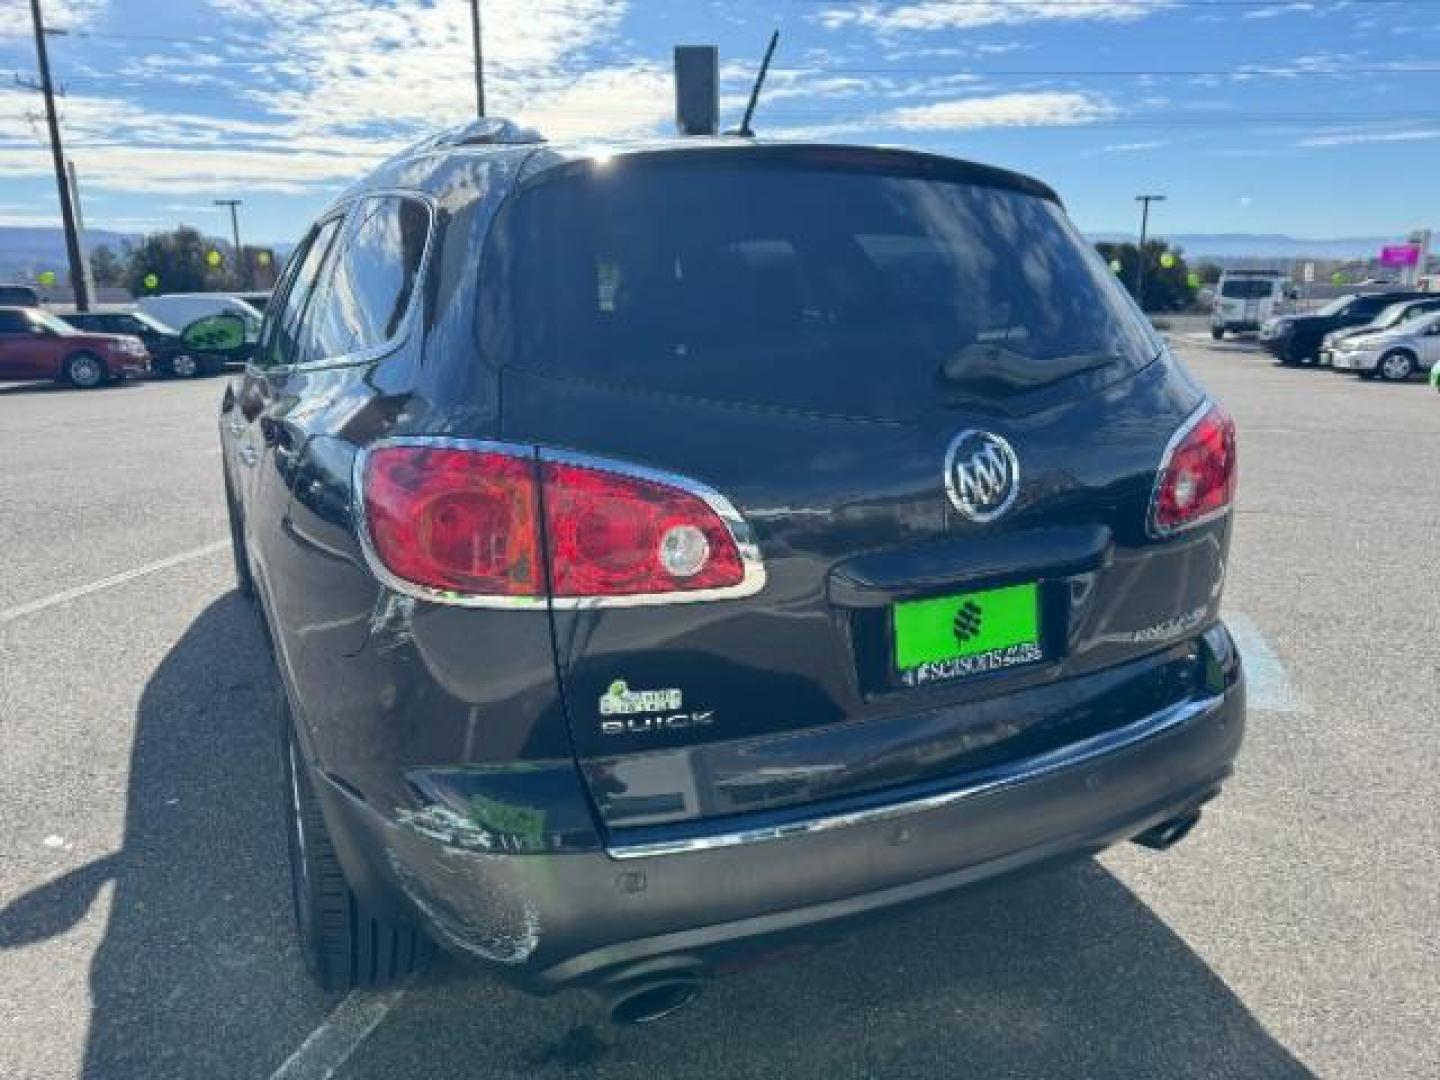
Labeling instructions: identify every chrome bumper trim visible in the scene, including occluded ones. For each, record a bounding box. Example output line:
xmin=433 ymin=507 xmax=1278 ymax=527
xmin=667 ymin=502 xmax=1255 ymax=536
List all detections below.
xmin=605 ymin=693 xmax=1224 ymax=860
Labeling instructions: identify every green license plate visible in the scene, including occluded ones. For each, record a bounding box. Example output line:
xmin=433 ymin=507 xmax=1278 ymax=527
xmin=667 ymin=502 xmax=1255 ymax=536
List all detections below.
xmin=892 ymin=582 xmax=1043 ymax=685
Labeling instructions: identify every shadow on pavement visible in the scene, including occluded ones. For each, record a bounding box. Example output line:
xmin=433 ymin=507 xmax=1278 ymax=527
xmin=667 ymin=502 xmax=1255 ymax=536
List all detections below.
xmin=0 ymin=379 xmax=146 ymax=396
xmin=1 ymin=595 xmax=1314 ymax=1079
xmin=358 ymin=860 xmax=1316 ymax=1079
xmin=0 ymin=593 xmax=331 ymax=1078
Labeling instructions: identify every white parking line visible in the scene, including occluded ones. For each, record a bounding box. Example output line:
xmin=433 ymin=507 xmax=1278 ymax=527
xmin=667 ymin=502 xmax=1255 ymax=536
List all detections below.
xmin=0 ymin=541 xmax=228 ymax=625
xmin=1226 ymin=612 xmax=1303 ymax=712
xmin=269 ymin=985 xmax=411 ymax=1080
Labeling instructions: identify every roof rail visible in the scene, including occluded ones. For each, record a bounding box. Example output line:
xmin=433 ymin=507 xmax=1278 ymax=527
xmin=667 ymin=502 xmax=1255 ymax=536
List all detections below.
xmin=418 ymin=118 xmax=545 ymax=153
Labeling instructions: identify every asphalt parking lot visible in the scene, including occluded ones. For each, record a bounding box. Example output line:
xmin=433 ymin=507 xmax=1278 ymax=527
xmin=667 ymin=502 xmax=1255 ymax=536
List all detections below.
xmin=1 ymin=341 xmax=1437 ymax=1080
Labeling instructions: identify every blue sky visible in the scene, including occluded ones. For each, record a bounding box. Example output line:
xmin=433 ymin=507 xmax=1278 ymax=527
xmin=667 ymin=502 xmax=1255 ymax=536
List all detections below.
xmin=2 ymin=0 xmax=1438 ymax=246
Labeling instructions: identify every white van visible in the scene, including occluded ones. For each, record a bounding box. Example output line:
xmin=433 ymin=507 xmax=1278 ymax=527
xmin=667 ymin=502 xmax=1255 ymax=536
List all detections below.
xmin=1211 ymin=272 xmax=1294 ymax=339
xmin=137 ymin=293 xmax=263 ymax=341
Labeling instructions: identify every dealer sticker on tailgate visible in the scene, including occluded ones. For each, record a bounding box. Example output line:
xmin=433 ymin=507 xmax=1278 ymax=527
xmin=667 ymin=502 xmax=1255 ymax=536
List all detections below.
xmin=892 ymin=582 xmax=1043 ymax=687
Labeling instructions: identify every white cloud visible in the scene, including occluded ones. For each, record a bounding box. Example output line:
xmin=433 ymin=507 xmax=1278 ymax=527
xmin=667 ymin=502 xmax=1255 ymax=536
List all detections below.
xmin=1297 ymin=128 xmax=1440 ymax=148
xmin=887 ymin=91 xmax=1115 ymax=130
xmin=764 ymin=90 xmax=1116 ymax=141
xmin=0 ymin=0 xmax=678 ymax=202
xmin=1099 ymin=139 xmax=1169 ymax=152
xmin=816 ymin=1 xmax=1172 ymax=34
xmin=0 ymin=0 xmax=107 ymax=39
xmin=212 ymin=0 xmax=642 ymax=140
xmin=516 ymin=65 xmax=672 ymax=141
xmin=1242 ymin=3 xmax=1315 ymax=19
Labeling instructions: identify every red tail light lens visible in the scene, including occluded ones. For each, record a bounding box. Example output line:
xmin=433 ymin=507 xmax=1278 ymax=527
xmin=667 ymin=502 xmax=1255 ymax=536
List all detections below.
xmin=1151 ymin=403 xmax=1237 ymax=536
xmin=357 ymin=442 xmax=759 ymax=604
xmin=541 ymin=460 xmax=746 ymax=596
xmin=361 ymin=446 xmax=542 ymax=597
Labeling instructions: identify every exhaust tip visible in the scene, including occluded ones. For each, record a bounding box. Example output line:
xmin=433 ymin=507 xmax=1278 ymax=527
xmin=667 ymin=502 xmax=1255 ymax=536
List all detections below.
xmin=608 ymin=979 xmax=703 ymax=1025
xmin=1132 ymin=810 xmax=1201 ymax=851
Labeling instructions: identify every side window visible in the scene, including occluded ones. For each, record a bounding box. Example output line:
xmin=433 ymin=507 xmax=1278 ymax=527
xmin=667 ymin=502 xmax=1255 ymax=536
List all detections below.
xmin=258 ymin=216 xmax=343 ymax=368
xmin=0 ymin=311 xmax=26 ymax=334
xmin=305 ymin=196 xmax=430 ymax=362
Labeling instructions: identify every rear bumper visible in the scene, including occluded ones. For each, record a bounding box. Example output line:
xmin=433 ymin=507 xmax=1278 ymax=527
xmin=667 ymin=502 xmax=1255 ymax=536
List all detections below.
xmin=311 ymin=651 xmax=1244 ymax=992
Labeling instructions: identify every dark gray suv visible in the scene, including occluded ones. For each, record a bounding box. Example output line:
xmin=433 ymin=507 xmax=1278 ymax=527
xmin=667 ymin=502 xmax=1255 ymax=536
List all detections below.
xmin=222 ymin=119 xmax=1244 ymax=1024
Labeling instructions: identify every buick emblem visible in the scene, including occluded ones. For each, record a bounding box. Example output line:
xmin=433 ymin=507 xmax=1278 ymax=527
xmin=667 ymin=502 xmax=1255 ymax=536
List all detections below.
xmin=944 ymin=430 xmax=1020 ymax=523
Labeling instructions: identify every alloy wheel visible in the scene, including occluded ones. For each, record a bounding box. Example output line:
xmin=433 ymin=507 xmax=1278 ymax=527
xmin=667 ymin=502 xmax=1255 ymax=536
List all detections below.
xmin=1379 ymin=352 xmax=1414 ymax=382
xmin=68 ymin=354 xmax=103 ymax=388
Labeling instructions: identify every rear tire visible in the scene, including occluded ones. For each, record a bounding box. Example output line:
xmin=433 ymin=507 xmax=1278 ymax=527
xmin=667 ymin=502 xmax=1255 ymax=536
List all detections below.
xmin=279 ymin=699 xmax=430 ymax=991
xmin=1211 ymin=326 xmax=1224 ymax=341
xmin=63 ymin=351 xmax=106 ymax=389
xmin=1377 ymin=350 xmax=1415 ymax=382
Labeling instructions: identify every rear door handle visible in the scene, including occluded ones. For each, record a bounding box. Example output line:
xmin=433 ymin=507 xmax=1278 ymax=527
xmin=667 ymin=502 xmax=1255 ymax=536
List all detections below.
xmin=227 ymin=418 xmax=244 ymax=437
xmin=238 ymin=443 xmax=260 ymax=468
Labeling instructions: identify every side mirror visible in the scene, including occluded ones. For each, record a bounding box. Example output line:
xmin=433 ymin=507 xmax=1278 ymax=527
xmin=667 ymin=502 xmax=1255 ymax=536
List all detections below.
xmin=180 ymin=313 xmax=247 ymax=353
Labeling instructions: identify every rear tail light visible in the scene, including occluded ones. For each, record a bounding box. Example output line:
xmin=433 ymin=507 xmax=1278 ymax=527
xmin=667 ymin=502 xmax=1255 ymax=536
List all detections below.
xmin=540 ymin=459 xmax=746 ymax=596
xmin=357 ymin=441 xmax=763 ymax=607
xmin=361 ymin=445 xmax=543 ymax=599
xmin=1150 ymin=402 xmax=1237 ymax=536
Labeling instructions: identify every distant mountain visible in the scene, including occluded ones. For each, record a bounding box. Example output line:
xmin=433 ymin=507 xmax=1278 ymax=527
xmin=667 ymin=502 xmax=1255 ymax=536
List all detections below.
xmin=0 ymin=227 xmax=143 ymax=280
xmin=1087 ymin=232 xmax=1430 ymax=260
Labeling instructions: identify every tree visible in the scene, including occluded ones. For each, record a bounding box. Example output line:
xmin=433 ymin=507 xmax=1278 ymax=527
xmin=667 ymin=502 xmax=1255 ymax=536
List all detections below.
xmin=89 ymin=245 xmax=124 ymax=288
xmin=1193 ymin=261 xmax=1223 ymax=286
xmin=1094 ymin=240 xmax=1196 ymax=312
xmin=122 ymin=226 xmax=238 ymax=295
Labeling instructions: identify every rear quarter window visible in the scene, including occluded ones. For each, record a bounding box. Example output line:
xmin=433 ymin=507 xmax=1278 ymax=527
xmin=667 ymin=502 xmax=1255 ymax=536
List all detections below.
xmin=305 ymin=195 xmax=430 ymax=362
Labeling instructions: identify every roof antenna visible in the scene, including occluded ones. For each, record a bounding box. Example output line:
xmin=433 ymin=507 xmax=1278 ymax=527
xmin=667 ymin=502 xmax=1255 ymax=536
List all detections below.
xmin=736 ymin=29 xmax=779 ymax=138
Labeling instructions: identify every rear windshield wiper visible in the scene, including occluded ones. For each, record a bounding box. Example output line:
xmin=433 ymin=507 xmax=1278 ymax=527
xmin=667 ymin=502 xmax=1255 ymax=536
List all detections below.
xmin=936 ymin=344 xmax=1120 ymax=396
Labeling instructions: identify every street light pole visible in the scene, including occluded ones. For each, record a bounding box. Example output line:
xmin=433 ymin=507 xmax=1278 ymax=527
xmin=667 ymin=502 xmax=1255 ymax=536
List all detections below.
xmin=214 ymin=199 xmax=245 ymax=288
xmin=28 ymin=0 xmax=89 ymax=311
xmin=1134 ymin=194 xmax=1166 ymax=311
xmin=469 ymin=0 xmax=485 ymax=118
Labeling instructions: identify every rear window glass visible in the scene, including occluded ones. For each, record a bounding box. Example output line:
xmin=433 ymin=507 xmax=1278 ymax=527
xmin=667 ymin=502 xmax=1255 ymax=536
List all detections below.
xmin=1220 ymin=279 xmax=1278 ymax=299
xmin=480 ymin=160 xmax=1159 ymax=416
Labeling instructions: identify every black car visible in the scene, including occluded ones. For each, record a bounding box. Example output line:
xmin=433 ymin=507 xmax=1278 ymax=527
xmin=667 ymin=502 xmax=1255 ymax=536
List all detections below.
xmin=222 ymin=121 xmax=1245 ymax=1023
xmin=0 ymin=283 xmax=41 ymax=307
xmin=1261 ymin=291 xmax=1429 ymax=364
xmin=62 ymin=309 xmax=215 ymax=377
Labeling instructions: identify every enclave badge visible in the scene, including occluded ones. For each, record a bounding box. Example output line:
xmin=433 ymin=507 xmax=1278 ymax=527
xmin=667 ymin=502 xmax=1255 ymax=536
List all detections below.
xmin=944 ymin=430 xmax=1020 ymax=523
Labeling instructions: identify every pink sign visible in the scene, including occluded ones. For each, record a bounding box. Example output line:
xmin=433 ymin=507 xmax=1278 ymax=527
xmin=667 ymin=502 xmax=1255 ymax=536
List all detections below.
xmin=1379 ymin=244 xmax=1421 ymax=267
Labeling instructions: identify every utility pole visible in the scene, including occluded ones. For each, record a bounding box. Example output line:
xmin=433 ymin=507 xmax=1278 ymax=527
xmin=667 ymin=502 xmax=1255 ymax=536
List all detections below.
xmin=28 ymin=0 xmax=89 ymax=311
xmin=214 ymin=199 xmax=245 ymax=288
xmin=469 ymin=0 xmax=485 ymax=118
xmin=67 ymin=159 xmax=95 ymax=302
xmin=1134 ymin=194 xmax=1166 ymax=311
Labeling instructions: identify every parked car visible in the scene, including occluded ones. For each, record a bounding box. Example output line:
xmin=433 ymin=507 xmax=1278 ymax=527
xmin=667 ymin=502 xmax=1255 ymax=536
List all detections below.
xmin=1210 ymin=271 xmax=1293 ymax=339
xmin=1318 ymin=297 xmax=1440 ymax=366
xmin=138 ymin=293 xmax=262 ymax=348
xmin=1260 ymin=291 xmax=1429 ymax=364
xmin=61 ymin=307 xmax=214 ymax=378
xmin=235 ymin=290 xmax=274 ymax=314
xmin=1329 ymin=309 xmax=1440 ymax=381
xmin=223 ymin=122 xmax=1244 ymax=1019
xmin=0 ymin=284 xmax=41 ymax=307
xmin=0 ymin=306 xmax=148 ymax=387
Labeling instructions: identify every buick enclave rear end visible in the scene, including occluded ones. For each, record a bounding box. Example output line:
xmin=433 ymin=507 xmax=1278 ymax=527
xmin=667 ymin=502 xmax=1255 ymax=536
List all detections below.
xmin=221 ymin=128 xmax=1244 ymax=1021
